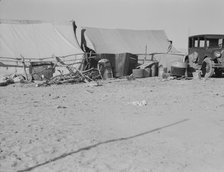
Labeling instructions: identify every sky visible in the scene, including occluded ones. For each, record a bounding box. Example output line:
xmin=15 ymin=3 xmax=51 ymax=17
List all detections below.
xmin=1 ymin=0 xmax=224 ymax=51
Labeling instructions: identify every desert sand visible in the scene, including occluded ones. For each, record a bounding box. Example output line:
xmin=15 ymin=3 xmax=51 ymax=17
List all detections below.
xmin=1 ymin=77 xmax=224 ymax=172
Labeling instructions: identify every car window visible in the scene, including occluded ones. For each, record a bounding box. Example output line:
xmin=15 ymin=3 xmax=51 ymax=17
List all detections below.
xmin=206 ymin=40 xmax=210 ymax=47
xmin=194 ymin=40 xmax=198 ymax=47
xmin=189 ymin=38 xmax=194 ymax=48
xmin=199 ymin=40 xmax=205 ymax=48
xmin=189 ymin=36 xmax=224 ymax=48
xmin=218 ymin=39 xmax=223 ymax=47
xmin=207 ymin=39 xmax=219 ymax=48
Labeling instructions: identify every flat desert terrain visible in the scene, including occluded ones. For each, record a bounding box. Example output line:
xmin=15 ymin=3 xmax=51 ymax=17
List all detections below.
xmin=1 ymin=77 xmax=224 ymax=172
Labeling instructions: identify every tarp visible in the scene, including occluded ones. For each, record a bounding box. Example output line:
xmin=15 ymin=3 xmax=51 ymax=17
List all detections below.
xmin=96 ymin=53 xmax=138 ymax=77
xmin=81 ymin=27 xmax=178 ymax=54
xmin=0 ymin=20 xmax=84 ymax=76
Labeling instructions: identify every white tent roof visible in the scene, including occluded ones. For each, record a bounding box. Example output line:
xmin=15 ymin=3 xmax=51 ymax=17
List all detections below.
xmin=0 ymin=20 xmax=83 ymax=59
xmin=82 ymin=27 xmax=178 ymax=54
xmin=0 ymin=20 xmax=84 ymax=76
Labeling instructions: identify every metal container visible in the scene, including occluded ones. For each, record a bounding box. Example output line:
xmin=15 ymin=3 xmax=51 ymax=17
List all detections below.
xmin=97 ymin=59 xmax=113 ymax=79
xmin=170 ymin=62 xmax=187 ymax=77
xmin=132 ymin=69 xmax=144 ymax=78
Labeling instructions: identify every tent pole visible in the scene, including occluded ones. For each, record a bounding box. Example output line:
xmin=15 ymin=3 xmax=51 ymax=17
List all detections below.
xmin=20 ymin=55 xmax=28 ymax=80
xmin=144 ymin=44 xmax=147 ymax=64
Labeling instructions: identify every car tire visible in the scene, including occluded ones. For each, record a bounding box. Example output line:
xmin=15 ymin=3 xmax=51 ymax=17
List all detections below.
xmin=201 ymin=58 xmax=214 ymax=78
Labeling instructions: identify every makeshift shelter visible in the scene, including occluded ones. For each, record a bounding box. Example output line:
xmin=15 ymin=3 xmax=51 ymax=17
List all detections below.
xmin=81 ymin=27 xmax=186 ymax=72
xmin=0 ymin=19 xmax=84 ymax=76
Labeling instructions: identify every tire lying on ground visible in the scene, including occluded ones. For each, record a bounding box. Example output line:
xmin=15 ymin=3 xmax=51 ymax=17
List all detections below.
xmin=201 ymin=57 xmax=214 ymax=78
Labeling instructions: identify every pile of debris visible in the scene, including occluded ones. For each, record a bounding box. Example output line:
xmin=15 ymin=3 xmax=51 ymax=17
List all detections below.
xmin=0 ymin=56 xmax=102 ymax=87
xmin=0 ymin=74 xmax=27 ymax=86
xmin=1 ymin=55 xmax=200 ymax=87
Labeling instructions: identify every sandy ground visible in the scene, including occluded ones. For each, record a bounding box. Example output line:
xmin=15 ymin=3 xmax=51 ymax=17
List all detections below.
xmin=1 ymin=77 xmax=224 ymax=172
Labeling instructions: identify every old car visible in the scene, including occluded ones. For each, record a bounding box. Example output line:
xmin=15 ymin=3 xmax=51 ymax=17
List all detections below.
xmin=186 ymin=34 xmax=224 ymax=77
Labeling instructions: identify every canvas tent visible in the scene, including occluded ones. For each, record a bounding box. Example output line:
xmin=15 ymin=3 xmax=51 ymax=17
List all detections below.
xmin=81 ymin=27 xmax=177 ymax=54
xmin=0 ymin=19 xmax=84 ymax=76
xmin=81 ymin=27 xmax=185 ymax=71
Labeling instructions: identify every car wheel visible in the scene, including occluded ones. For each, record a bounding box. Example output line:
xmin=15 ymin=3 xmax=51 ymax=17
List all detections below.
xmin=201 ymin=58 xmax=214 ymax=77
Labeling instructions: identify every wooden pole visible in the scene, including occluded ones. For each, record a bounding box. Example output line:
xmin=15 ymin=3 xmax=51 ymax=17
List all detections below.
xmin=20 ymin=55 xmax=28 ymax=80
xmin=144 ymin=44 xmax=147 ymax=64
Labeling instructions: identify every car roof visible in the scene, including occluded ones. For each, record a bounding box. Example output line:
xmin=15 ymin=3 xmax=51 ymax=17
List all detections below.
xmin=189 ymin=34 xmax=224 ymax=39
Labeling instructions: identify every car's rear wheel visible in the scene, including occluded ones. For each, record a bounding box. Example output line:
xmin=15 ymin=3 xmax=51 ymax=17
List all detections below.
xmin=201 ymin=58 xmax=214 ymax=78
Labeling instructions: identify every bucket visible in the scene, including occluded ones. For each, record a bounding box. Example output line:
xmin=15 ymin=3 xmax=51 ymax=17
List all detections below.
xmin=158 ymin=65 xmax=167 ymax=77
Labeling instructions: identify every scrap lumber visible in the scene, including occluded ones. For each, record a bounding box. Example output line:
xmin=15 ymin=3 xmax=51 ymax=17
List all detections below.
xmin=35 ymin=56 xmax=101 ymax=86
xmin=54 ymin=55 xmax=90 ymax=83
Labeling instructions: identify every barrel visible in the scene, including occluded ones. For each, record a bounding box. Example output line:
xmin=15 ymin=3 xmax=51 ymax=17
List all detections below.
xmin=170 ymin=62 xmax=187 ymax=77
xmin=97 ymin=59 xmax=113 ymax=80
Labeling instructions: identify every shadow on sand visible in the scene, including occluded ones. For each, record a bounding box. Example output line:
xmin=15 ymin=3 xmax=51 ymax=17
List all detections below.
xmin=18 ymin=118 xmax=189 ymax=172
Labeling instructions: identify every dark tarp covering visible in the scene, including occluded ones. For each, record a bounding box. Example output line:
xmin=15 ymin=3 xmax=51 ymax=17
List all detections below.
xmin=96 ymin=53 xmax=138 ymax=78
